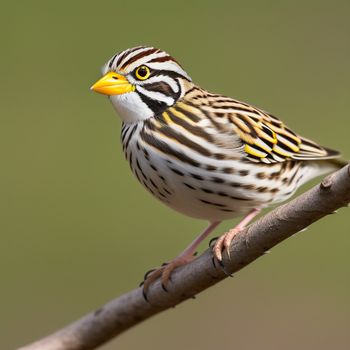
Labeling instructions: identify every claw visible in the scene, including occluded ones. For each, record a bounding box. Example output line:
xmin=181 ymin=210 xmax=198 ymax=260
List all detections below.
xmin=218 ymin=258 xmax=233 ymax=276
xmin=209 ymin=236 xmax=219 ymax=247
xmin=142 ymin=289 xmax=149 ymax=303
xmin=211 ymin=229 xmax=239 ymax=275
xmin=161 ymin=283 xmax=169 ymax=293
xmin=140 ymin=221 xmax=223 ymax=299
xmin=218 ymin=257 xmax=225 ymax=268
xmin=226 ymin=246 xmax=231 ymax=260
xmin=211 ymin=256 xmax=216 ymax=268
xmin=212 ymin=235 xmax=225 ymax=262
xmin=141 ymin=254 xmax=197 ymax=298
xmin=143 ymin=268 xmax=156 ymax=280
xmin=211 ymin=253 xmax=233 ymax=276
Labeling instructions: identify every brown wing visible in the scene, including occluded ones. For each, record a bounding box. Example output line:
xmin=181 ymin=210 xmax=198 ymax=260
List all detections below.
xmin=202 ymin=93 xmax=340 ymax=164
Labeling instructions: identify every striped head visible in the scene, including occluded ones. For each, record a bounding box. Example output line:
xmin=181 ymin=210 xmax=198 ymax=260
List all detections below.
xmin=91 ymin=46 xmax=192 ymax=123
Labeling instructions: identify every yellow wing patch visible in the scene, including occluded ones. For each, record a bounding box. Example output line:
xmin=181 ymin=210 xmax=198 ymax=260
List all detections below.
xmin=229 ymin=109 xmax=332 ymax=163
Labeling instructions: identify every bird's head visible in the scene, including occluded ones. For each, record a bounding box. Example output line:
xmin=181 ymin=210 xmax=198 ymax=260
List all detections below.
xmin=91 ymin=46 xmax=192 ymax=123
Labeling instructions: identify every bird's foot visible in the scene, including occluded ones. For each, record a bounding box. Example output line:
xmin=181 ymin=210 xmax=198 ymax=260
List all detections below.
xmin=212 ymin=209 xmax=260 ymax=265
xmin=141 ymin=253 xmax=196 ymax=300
xmin=212 ymin=227 xmax=241 ymax=262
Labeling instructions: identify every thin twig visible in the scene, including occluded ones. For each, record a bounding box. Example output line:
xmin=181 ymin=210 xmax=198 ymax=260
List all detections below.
xmin=18 ymin=165 xmax=350 ymax=350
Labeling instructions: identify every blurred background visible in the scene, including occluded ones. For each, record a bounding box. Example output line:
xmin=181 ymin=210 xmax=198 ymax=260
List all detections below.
xmin=1 ymin=1 xmax=349 ymax=349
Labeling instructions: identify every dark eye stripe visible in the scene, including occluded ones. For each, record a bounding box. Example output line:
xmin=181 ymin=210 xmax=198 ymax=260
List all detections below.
xmin=142 ymin=81 xmax=175 ymax=95
xmin=154 ymin=69 xmax=191 ymax=82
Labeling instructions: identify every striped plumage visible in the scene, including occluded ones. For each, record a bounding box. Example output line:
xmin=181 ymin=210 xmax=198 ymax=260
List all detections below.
xmin=91 ymin=46 xmax=343 ymax=292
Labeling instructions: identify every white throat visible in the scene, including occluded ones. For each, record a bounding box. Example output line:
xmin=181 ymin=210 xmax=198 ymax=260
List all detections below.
xmin=109 ymin=92 xmax=153 ymax=124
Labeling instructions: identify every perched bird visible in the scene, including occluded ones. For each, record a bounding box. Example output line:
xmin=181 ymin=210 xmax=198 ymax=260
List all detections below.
xmin=91 ymin=46 xmax=343 ymax=292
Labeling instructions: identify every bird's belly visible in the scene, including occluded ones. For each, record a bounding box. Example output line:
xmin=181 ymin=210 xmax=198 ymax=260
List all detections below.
xmin=163 ymin=178 xmax=263 ymax=221
xmin=124 ymin=138 xmax=304 ymax=221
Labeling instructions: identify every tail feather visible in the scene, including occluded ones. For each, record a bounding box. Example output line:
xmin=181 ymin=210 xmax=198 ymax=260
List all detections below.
xmin=292 ymin=136 xmax=341 ymax=161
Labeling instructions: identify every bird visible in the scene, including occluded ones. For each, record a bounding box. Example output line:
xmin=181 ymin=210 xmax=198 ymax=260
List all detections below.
xmin=91 ymin=46 xmax=343 ymax=293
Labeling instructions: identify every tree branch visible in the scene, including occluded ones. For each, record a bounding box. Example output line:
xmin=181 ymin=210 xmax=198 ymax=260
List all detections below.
xmin=18 ymin=165 xmax=350 ymax=350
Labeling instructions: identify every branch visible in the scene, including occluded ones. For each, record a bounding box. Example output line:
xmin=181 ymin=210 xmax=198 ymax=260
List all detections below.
xmin=18 ymin=165 xmax=350 ymax=350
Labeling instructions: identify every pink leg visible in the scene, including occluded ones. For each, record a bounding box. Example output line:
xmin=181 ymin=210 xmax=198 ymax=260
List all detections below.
xmin=213 ymin=208 xmax=261 ymax=262
xmin=178 ymin=221 xmax=221 ymax=258
xmin=142 ymin=221 xmax=221 ymax=296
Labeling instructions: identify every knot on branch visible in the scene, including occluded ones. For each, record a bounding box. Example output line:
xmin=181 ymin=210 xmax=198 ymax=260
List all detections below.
xmin=320 ymin=174 xmax=334 ymax=190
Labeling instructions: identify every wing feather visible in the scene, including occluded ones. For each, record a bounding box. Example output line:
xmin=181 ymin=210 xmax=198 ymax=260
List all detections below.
xmin=203 ymin=94 xmax=340 ymax=163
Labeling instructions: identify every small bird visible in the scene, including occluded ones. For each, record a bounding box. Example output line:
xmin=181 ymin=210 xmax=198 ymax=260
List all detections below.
xmin=91 ymin=46 xmax=343 ymax=292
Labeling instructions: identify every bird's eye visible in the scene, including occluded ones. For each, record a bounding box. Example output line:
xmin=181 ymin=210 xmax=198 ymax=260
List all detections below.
xmin=135 ymin=66 xmax=151 ymax=80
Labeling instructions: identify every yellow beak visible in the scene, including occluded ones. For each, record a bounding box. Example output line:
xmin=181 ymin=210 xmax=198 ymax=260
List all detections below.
xmin=90 ymin=72 xmax=135 ymax=95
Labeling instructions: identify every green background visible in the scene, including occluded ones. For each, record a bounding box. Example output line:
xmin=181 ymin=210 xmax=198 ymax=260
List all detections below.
xmin=1 ymin=1 xmax=349 ymax=349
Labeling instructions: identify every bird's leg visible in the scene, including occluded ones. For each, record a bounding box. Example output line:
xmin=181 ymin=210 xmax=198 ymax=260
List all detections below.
xmin=213 ymin=208 xmax=261 ymax=262
xmin=142 ymin=221 xmax=221 ymax=297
